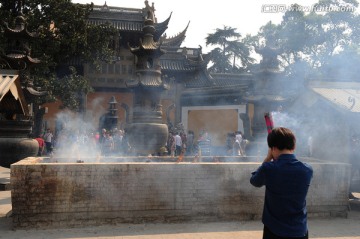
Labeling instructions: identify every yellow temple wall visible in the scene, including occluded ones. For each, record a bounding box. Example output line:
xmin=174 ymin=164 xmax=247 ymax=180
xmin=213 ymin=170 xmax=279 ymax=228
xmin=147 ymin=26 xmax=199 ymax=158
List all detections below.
xmin=85 ymin=92 xmax=132 ymax=130
xmin=181 ymin=105 xmax=246 ymax=147
xmin=187 ymin=109 xmax=238 ymax=146
xmin=42 ymin=93 xmax=175 ymax=134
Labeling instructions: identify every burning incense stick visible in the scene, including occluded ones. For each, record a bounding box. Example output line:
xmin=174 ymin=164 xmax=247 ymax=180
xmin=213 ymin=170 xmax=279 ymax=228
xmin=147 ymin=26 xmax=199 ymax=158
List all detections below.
xmin=264 ymin=112 xmax=274 ymax=134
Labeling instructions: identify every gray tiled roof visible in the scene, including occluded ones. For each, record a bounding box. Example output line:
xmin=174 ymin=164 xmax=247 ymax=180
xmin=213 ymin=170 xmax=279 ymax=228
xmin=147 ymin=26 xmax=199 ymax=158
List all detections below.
xmin=88 ymin=19 xmax=143 ymax=31
xmin=90 ymin=5 xmax=144 ymax=22
xmin=4 ymin=54 xmax=40 ymax=64
xmin=211 ymin=73 xmax=252 ymax=88
xmin=160 ymin=48 xmax=203 ymax=72
xmin=160 ymin=59 xmax=197 ymax=72
xmin=88 ymin=5 xmax=170 ymax=40
xmin=309 ymin=81 xmax=360 ymax=113
xmin=242 ymin=95 xmax=289 ymax=102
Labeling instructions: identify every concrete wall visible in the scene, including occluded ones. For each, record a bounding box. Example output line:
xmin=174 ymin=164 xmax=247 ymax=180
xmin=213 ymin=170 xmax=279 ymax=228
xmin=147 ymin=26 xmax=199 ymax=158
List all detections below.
xmin=10 ymin=158 xmax=351 ymax=228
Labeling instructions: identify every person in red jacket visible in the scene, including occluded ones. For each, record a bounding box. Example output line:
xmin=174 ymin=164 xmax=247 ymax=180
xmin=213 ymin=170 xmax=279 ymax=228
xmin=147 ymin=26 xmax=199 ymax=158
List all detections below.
xmin=35 ymin=135 xmax=45 ymax=156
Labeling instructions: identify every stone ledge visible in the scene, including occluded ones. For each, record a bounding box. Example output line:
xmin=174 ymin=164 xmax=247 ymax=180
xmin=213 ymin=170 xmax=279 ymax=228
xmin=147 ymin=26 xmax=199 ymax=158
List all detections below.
xmin=349 ymin=199 xmax=360 ymax=211
xmin=11 ymin=160 xmax=351 ymax=228
xmin=0 ymin=183 xmax=10 ymax=191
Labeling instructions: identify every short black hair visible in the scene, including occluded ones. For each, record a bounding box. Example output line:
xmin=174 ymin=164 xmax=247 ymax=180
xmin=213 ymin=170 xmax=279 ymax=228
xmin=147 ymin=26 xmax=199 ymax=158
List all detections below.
xmin=267 ymin=127 xmax=296 ymax=150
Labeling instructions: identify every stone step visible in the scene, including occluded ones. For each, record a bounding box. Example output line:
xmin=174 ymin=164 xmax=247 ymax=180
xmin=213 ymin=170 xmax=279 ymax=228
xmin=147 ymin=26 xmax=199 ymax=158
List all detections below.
xmin=349 ymin=199 xmax=360 ymax=211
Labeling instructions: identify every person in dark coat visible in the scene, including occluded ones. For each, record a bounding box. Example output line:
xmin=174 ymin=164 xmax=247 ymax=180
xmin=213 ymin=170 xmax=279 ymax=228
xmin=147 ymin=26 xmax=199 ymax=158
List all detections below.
xmin=250 ymin=127 xmax=313 ymax=239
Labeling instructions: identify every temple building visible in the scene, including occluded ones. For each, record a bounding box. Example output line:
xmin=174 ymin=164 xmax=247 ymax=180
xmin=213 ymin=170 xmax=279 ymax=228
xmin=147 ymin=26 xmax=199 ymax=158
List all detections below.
xmin=0 ymin=8 xmax=42 ymax=167
xmin=1 ymin=0 xmax=355 ymax=161
xmin=42 ymin=1 xmax=290 ymax=150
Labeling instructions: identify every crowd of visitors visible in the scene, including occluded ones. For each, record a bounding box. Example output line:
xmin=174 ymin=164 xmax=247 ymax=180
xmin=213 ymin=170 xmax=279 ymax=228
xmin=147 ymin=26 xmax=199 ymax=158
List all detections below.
xmin=164 ymin=128 xmax=249 ymax=157
xmin=34 ymin=129 xmax=54 ymax=156
xmin=34 ymin=125 xmax=249 ymax=158
xmin=166 ymin=130 xmax=188 ymax=157
xmin=226 ymin=131 xmax=248 ymax=156
xmin=165 ymin=128 xmax=215 ymax=157
xmin=34 ymin=127 xmax=131 ymax=157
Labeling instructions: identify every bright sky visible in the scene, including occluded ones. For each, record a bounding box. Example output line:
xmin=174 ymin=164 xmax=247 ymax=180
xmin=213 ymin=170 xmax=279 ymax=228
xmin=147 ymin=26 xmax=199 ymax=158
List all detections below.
xmin=72 ymin=0 xmax=333 ymax=52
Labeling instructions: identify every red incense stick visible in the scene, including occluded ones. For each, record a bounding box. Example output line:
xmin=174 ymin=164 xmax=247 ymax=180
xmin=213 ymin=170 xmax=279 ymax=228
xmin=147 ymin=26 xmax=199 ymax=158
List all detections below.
xmin=264 ymin=112 xmax=274 ymax=134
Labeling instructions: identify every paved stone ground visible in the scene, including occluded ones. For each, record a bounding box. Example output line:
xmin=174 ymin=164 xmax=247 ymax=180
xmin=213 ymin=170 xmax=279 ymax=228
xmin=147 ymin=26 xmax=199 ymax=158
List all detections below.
xmin=1 ymin=167 xmax=360 ymax=239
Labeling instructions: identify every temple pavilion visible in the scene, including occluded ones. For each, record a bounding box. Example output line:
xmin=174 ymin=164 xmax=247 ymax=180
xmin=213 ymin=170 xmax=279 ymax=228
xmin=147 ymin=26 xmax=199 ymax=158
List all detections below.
xmin=42 ymin=1 xmax=293 ymax=149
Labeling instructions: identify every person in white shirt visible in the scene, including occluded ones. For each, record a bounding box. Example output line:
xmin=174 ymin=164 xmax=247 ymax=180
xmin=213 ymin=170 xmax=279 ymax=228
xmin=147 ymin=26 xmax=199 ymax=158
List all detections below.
xmin=235 ymin=131 xmax=243 ymax=155
xmin=43 ymin=128 xmax=54 ymax=155
xmin=174 ymin=132 xmax=182 ymax=156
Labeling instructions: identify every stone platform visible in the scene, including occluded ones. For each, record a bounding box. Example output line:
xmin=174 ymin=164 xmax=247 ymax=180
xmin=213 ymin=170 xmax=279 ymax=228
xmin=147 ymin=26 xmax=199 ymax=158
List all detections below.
xmin=10 ymin=157 xmax=351 ymax=228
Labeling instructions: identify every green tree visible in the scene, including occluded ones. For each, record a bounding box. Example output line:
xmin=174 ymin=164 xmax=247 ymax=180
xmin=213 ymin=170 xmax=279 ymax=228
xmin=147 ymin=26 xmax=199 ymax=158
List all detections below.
xmin=253 ymin=21 xmax=282 ymax=70
xmin=205 ymin=25 xmax=253 ymax=73
xmin=227 ymin=35 xmax=255 ymax=72
xmin=301 ymin=0 xmax=359 ymax=73
xmin=255 ymin=0 xmax=360 ymax=79
xmin=279 ymin=4 xmax=307 ymax=65
xmin=0 ymin=0 xmax=117 ymax=111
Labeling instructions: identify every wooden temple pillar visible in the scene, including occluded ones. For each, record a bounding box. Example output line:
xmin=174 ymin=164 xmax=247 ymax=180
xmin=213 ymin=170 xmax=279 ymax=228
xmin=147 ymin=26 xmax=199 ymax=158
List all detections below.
xmin=174 ymin=82 xmax=184 ymax=126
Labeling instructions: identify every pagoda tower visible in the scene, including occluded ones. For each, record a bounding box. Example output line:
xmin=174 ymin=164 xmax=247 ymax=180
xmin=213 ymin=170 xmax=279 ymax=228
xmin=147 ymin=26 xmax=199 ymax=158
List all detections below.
xmin=0 ymin=3 xmax=41 ymax=168
xmin=243 ymin=31 xmax=295 ymax=139
xmin=125 ymin=1 xmax=168 ymax=155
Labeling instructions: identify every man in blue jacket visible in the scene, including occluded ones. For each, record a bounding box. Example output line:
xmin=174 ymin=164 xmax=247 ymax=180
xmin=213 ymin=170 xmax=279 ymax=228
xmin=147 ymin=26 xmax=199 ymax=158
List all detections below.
xmin=250 ymin=127 xmax=313 ymax=239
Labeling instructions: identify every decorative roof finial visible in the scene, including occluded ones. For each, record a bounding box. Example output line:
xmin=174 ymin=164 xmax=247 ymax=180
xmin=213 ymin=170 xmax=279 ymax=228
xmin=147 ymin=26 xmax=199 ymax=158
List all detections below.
xmin=144 ymin=0 xmax=155 ymax=22
xmin=14 ymin=0 xmax=25 ymax=15
xmin=101 ymin=1 xmax=109 ymax=11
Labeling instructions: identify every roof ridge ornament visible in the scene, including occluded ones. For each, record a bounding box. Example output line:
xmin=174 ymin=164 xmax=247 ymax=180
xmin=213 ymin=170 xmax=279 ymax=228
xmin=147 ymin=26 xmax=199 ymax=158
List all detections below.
xmin=15 ymin=0 xmax=25 ymax=15
xmin=144 ymin=0 xmax=155 ymax=22
xmin=102 ymin=1 xmax=109 ymax=11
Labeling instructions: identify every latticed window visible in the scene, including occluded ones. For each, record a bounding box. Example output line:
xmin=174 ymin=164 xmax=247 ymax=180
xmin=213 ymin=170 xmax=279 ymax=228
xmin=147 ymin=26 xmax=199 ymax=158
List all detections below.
xmin=122 ymin=65 xmax=127 ymax=74
xmin=115 ymin=64 xmax=121 ymax=74
xmin=102 ymin=64 xmax=107 ymax=74
xmin=88 ymin=65 xmax=95 ymax=74
xmin=128 ymin=65 xmax=133 ymax=74
xmin=108 ymin=64 xmax=114 ymax=74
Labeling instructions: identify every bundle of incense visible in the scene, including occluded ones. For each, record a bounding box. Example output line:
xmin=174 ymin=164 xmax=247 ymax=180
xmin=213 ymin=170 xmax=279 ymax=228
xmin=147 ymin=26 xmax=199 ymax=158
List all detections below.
xmin=176 ymin=153 xmax=184 ymax=163
xmin=264 ymin=112 xmax=274 ymax=134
